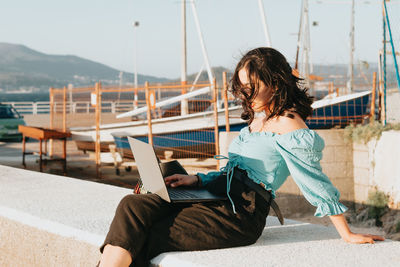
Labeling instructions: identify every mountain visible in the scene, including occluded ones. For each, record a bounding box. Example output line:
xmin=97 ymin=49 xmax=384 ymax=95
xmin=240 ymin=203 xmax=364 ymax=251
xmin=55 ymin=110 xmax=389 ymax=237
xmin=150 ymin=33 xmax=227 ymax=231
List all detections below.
xmin=0 ymin=43 xmax=168 ymax=92
xmin=0 ymin=42 xmax=397 ymax=94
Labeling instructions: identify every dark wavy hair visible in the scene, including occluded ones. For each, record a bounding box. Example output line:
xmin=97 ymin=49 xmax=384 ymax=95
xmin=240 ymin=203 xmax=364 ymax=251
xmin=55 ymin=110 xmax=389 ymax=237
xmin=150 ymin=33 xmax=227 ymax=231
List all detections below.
xmin=230 ymin=47 xmax=313 ymax=125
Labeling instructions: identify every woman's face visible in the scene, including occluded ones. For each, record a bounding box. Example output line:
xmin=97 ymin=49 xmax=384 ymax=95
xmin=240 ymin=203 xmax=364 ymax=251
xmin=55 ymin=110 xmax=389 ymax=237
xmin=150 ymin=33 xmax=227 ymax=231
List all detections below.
xmin=238 ymin=68 xmax=272 ymax=113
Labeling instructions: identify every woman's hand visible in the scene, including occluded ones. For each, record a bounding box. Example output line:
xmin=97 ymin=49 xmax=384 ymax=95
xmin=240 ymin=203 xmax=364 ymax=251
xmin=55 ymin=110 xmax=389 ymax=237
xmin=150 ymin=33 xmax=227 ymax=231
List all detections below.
xmin=329 ymin=214 xmax=385 ymax=244
xmin=164 ymin=174 xmax=199 ymax=188
xmin=343 ymin=232 xmax=385 ymax=244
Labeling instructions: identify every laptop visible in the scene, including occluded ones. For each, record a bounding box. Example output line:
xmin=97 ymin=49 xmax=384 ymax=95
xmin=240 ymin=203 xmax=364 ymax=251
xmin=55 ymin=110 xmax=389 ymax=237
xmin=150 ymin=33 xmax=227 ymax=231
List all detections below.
xmin=127 ymin=137 xmax=227 ymax=203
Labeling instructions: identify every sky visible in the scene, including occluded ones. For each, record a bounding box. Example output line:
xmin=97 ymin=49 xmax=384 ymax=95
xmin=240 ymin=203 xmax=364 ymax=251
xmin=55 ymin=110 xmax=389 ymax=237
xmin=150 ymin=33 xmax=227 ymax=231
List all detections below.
xmin=1 ymin=0 xmax=400 ymax=79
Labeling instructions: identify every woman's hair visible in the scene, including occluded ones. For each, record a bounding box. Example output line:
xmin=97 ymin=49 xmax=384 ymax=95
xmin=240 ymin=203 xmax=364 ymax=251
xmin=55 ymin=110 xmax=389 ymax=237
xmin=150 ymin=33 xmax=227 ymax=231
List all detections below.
xmin=230 ymin=47 xmax=314 ymax=125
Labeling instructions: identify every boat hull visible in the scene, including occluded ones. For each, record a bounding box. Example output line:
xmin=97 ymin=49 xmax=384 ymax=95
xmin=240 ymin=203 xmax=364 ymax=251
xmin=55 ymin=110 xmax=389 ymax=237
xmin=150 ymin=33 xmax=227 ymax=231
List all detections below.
xmin=73 ymin=91 xmax=371 ymax=158
xmin=307 ymin=91 xmax=370 ymax=129
xmin=112 ymin=123 xmax=245 ymax=159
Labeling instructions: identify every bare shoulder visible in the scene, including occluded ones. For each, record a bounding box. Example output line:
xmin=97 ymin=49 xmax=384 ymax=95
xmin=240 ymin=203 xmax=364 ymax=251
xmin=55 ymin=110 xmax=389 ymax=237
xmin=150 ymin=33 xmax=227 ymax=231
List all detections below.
xmin=267 ymin=112 xmax=308 ymax=135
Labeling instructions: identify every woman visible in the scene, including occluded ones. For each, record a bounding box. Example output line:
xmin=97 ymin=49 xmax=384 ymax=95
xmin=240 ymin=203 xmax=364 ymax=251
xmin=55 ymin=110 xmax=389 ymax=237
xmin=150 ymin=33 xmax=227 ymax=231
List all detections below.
xmin=99 ymin=47 xmax=384 ymax=267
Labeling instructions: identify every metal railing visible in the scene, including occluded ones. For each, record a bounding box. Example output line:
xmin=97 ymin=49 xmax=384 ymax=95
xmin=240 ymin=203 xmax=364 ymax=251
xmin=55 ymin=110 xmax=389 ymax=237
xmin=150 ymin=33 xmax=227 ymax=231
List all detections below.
xmin=2 ymin=100 xmax=142 ymax=115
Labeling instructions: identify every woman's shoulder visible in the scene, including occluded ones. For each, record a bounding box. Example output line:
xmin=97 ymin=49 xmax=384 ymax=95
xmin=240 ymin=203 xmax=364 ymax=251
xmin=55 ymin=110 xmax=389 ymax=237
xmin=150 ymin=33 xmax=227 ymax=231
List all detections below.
xmin=272 ymin=113 xmax=324 ymax=151
xmin=271 ymin=111 xmax=307 ymax=134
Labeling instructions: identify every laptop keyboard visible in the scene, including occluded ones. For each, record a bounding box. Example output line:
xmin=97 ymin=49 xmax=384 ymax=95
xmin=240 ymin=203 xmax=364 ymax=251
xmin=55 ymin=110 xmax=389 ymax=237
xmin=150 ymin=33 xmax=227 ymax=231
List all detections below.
xmin=168 ymin=188 xmax=199 ymax=199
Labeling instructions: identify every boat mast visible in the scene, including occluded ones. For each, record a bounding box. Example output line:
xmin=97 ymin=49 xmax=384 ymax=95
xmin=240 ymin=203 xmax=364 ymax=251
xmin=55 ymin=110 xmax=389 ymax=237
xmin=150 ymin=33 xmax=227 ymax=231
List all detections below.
xmin=299 ymin=0 xmax=311 ymax=89
xmin=133 ymin=21 xmax=140 ymax=109
xmin=118 ymin=71 xmax=123 ymax=104
xmin=181 ymin=0 xmax=188 ymax=115
xmin=181 ymin=0 xmax=187 ymax=84
xmin=257 ymin=0 xmax=271 ymax=46
xmin=304 ymin=0 xmax=312 ymax=74
xmin=383 ymin=0 xmax=400 ymax=90
xmin=382 ymin=0 xmax=387 ymax=125
xmin=347 ymin=0 xmax=355 ymax=93
xmin=295 ymin=0 xmax=305 ymax=70
xmin=190 ymin=0 xmax=214 ymax=85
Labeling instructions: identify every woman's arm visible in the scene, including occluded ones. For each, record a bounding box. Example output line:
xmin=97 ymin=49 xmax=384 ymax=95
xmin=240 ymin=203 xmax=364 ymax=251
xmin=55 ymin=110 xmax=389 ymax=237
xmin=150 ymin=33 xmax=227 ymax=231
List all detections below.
xmin=329 ymin=214 xmax=385 ymax=244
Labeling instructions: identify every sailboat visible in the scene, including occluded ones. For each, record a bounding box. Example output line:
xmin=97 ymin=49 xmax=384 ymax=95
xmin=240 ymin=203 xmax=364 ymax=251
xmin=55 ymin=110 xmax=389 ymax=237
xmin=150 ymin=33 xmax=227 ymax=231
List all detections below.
xmin=71 ymin=88 xmax=371 ymax=158
xmin=71 ymin=0 xmax=373 ymax=158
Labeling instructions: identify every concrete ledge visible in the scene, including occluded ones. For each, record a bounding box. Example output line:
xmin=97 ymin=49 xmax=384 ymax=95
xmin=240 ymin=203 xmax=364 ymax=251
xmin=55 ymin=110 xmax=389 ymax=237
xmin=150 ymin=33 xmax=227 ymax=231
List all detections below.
xmin=1 ymin=165 xmax=399 ymax=267
xmin=152 ymin=222 xmax=400 ymax=267
xmin=0 ymin=215 xmax=99 ymax=266
xmin=0 ymin=164 xmax=130 ymax=266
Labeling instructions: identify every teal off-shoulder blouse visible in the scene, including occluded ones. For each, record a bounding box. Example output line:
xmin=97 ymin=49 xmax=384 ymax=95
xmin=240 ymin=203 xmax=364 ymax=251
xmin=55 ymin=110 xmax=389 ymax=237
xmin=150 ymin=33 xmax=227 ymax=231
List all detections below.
xmin=196 ymin=126 xmax=348 ymax=217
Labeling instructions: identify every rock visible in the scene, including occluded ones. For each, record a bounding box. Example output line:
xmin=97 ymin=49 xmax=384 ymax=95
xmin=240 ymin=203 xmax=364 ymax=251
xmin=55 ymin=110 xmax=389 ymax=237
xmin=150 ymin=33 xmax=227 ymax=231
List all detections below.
xmin=365 ymin=219 xmax=376 ymax=227
xmin=356 ymin=208 xmax=369 ymax=222
xmin=388 ymin=232 xmax=400 ymax=241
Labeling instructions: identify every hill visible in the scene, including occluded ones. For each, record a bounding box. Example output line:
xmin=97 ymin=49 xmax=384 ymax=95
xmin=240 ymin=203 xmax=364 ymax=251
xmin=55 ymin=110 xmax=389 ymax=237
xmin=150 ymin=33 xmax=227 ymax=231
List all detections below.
xmin=0 ymin=43 xmax=168 ymax=92
xmin=0 ymin=42 xmax=397 ymax=94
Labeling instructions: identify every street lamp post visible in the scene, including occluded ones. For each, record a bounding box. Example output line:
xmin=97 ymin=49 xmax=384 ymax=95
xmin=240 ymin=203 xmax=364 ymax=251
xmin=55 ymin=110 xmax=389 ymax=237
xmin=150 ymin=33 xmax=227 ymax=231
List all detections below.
xmin=133 ymin=21 xmax=140 ymax=109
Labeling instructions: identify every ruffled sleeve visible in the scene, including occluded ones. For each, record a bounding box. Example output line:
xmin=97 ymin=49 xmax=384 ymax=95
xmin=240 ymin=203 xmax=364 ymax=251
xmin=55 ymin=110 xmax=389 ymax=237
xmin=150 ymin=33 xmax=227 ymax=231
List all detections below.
xmin=274 ymin=129 xmax=348 ymax=217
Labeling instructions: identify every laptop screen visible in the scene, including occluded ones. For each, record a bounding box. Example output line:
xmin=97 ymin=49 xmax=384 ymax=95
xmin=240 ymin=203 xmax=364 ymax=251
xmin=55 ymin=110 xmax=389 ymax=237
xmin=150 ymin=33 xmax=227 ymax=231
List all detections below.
xmin=127 ymin=137 xmax=170 ymax=202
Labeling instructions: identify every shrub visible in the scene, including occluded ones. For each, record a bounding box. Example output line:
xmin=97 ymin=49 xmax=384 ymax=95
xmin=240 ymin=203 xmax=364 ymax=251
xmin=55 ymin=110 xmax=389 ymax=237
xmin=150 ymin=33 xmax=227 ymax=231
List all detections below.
xmin=367 ymin=188 xmax=389 ymax=221
xmin=344 ymin=121 xmax=400 ymax=144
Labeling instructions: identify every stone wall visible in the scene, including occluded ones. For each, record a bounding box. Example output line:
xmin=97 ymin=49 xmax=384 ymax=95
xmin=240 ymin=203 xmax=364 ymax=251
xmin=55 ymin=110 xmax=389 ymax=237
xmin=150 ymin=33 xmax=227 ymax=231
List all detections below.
xmin=276 ymin=129 xmax=354 ymax=214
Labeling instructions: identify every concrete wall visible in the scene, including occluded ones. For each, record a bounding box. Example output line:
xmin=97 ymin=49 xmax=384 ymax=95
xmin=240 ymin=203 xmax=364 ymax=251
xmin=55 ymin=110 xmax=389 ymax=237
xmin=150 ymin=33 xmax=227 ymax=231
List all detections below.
xmin=387 ymin=89 xmax=400 ymax=124
xmin=353 ymin=130 xmax=400 ymax=209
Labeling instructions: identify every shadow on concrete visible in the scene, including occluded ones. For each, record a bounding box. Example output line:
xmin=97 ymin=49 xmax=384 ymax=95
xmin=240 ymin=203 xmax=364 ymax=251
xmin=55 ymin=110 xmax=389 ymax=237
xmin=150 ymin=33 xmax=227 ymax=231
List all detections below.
xmin=255 ymin=223 xmax=340 ymax=246
xmin=0 ymin=139 xmax=139 ymax=189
